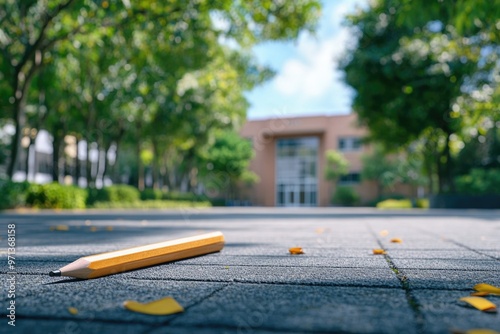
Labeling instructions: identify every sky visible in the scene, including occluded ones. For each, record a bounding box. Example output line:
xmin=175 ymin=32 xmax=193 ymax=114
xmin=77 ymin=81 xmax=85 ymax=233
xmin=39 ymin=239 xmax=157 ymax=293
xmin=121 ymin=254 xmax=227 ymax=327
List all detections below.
xmin=245 ymin=0 xmax=369 ymax=120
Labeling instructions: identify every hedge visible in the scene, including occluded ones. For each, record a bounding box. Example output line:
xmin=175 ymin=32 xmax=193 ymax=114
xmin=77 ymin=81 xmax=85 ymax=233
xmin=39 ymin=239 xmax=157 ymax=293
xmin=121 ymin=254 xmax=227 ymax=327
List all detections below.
xmin=91 ymin=200 xmax=212 ymax=209
xmin=376 ymin=199 xmax=413 ymax=209
xmin=26 ymin=183 xmax=88 ymax=209
xmin=0 ymin=179 xmax=31 ymax=210
xmin=87 ymin=185 xmax=140 ymax=205
xmin=332 ymin=186 xmax=360 ymax=206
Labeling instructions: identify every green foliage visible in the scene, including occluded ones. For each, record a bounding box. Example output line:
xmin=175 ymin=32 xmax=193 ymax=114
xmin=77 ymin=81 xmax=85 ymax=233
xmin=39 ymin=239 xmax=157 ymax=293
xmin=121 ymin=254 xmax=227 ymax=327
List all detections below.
xmin=324 ymin=150 xmax=349 ymax=181
xmin=415 ymin=198 xmax=429 ymax=209
xmin=26 ymin=183 xmax=88 ymax=209
xmin=203 ymin=131 xmax=255 ymax=177
xmin=140 ymin=189 xmax=164 ymax=201
xmin=87 ymin=185 xmax=140 ymax=205
xmin=455 ymin=127 xmax=500 ymax=175
xmin=376 ymin=199 xmax=413 ymax=209
xmin=341 ymin=0 xmax=497 ymax=194
xmin=361 ymin=147 xmax=427 ymax=192
xmin=161 ymin=191 xmax=208 ymax=202
xmin=455 ymin=168 xmax=500 ymax=195
xmin=1 ymin=0 xmax=321 ymax=183
xmin=91 ymin=200 xmax=211 ymax=209
xmin=332 ymin=186 xmax=360 ymax=206
xmin=199 ymin=130 xmax=257 ymax=198
xmin=0 ymin=179 xmax=30 ymax=210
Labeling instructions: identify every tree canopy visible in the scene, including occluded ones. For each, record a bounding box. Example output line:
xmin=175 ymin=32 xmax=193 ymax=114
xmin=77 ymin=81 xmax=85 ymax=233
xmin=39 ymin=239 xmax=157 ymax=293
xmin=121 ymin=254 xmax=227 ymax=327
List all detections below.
xmin=0 ymin=0 xmax=321 ymax=190
xmin=341 ymin=0 xmax=499 ymax=194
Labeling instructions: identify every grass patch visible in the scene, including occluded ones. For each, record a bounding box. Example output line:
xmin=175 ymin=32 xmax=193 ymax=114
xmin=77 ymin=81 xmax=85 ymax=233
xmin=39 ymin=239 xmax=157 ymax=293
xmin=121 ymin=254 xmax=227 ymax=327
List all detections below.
xmin=91 ymin=200 xmax=212 ymax=209
xmin=376 ymin=199 xmax=413 ymax=209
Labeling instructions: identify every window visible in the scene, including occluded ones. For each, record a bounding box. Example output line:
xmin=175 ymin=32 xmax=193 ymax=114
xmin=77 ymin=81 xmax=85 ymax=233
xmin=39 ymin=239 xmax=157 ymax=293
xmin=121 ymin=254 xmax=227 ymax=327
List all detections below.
xmin=275 ymin=137 xmax=318 ymax=206
xmin=338 ymin=137 xmax=362 ymax=152
xmin=339 ymin=172 xmax=361 ymax=185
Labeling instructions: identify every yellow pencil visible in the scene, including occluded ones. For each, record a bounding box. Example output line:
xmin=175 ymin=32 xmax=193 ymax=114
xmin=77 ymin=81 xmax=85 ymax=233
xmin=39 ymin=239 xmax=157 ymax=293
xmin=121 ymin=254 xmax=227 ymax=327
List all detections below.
xmin=49 ymin=231 xmax=225 ymax=279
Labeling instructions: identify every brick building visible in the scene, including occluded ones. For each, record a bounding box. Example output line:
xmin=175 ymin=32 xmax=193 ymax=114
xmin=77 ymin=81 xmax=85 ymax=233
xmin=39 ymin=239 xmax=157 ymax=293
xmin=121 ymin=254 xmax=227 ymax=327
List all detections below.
xmin=240 ymin=113 xmax=407 ymax=206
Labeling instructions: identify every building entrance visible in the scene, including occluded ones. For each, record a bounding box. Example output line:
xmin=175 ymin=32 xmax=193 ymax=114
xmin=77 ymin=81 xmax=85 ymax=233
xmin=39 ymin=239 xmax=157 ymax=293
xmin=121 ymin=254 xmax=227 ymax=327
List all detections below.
xmin=275 ymin=137 xmax=318 ymax=207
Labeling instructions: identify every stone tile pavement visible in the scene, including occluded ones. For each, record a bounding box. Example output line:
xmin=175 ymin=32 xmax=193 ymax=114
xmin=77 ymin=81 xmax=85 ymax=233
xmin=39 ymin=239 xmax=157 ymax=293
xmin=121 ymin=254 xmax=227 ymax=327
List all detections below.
xmin=0 ymin=208 xmax=499 ymax=333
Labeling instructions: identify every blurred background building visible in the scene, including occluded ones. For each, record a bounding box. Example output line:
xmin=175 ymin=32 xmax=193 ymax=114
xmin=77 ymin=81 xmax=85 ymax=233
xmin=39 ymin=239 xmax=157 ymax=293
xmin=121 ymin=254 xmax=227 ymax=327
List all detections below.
xmin=240 ymin=113 xmax=416 ymax=206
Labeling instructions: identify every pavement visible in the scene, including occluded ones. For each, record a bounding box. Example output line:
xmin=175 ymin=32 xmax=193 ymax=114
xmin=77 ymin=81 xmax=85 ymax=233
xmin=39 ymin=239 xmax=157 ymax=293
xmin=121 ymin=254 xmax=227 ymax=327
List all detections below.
xmin=0 ymin=207 xmax=499 ymax=334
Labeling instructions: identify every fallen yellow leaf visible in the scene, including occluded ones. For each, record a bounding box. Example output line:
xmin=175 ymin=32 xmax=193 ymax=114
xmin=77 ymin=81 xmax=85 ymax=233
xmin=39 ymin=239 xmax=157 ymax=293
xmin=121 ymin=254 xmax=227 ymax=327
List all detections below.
xmin=315 ymin=228 xmax=325 ymax=234
xmin=89 ymin=226 xmax=98 ymax=232
xmin=379 ymin=230 xmax=389 ymax=237
xmin=52 ymin=225 xmax=69 ymax=231
xmin=473 ymin=283 xmax=500 ymax=295
xmin=68 ymin=307 xmax=78 ymax=315
xmin=459 ymin=296 xmax=497 ymax=313
xmin=390 ymin=238 xmax=403 ymax=243
xmin=289 ymin=247 xmax=304 ymax=255
xmin=466 ymin=329 xmax=500 ymax=334
xmin=372 ymin=249 xmax=386 ymax=255
xmin=123 ymin=297 xmax=184 ymax=315
xmin=106 ymin=226 xmax=113 ymax=231
xmin=451 ymin=329 xmax=500 ymax=334
xmin=471 ymin=291 xmax=491 ymax=297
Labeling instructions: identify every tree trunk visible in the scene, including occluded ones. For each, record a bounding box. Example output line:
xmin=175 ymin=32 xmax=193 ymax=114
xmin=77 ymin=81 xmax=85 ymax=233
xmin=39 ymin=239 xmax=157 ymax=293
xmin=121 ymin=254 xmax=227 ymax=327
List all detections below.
xmin=25 ymin=138 xmax=32 ymax=181
xmin=7 ymin=95 xmax=27 ymax=179
xmin=112 ymin=141 xmax=121 ymax=184
xmin=75 ymin=137 xmax=81 ymax=186
xmin=86 ymin=140 xmax=93 ymax=188
xmin=152 ymin=139 xmax=161 ymax=190
xmin=101 ymin=144 xmax=110 ymax=185
xmin=136 ymin=122 xmax=144 ymax=191
xmin=52 ymin=133 xmax=62 ymax=183
xmin=437 ymin=133 xmax=454 ymax=194
xmin=163 ymin=151 xmax=172 ymax=191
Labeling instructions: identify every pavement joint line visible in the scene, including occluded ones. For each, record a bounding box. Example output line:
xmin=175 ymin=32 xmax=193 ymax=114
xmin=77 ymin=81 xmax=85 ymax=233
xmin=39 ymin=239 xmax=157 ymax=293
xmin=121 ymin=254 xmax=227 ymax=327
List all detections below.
xmin=125 ymin=276 xmax=403 ymax=289
xmin=0 ymin=272 xmax=402 ymax=289
xmin=144 ymin=283 xmax=233 ymax=333
xmin=367 ymin=223 xmax=425 ymax=334
xmin=6 ymin=314 xmax=159 ymax=327
xmin=412 ymin=226 xmax=500 ymax=261
xmin=445 ymin=240 xmax=500 ymax=261
xmin=146 ymin=322 xmax=346 ymax=334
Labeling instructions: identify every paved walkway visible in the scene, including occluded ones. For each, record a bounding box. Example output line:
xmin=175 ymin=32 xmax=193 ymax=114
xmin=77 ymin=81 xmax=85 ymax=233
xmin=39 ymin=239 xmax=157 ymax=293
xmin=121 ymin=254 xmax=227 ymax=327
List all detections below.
xmin=1 ymin=208 xmax=499 ymax=333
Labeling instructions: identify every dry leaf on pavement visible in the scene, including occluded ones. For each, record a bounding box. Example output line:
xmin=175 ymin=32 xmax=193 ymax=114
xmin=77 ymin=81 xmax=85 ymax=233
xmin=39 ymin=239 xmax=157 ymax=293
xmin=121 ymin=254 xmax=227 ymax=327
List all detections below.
xmin=473 ymin=283 xmax=500 ymax=296
xmin=123 ymin=297 xmax=184 ymax=315
xmin=67 ymin=307 xmax=78 ymax=315
xmin=459 ymin=296 xmax=497 ymax=313
xmin=289 ymin=247 xmax=304 ymax=255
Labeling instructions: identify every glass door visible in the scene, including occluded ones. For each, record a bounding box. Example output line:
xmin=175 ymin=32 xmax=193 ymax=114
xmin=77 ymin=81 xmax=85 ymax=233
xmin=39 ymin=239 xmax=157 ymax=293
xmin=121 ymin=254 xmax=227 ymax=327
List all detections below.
xmin=276 ymin=137 xmax=318 ymax=207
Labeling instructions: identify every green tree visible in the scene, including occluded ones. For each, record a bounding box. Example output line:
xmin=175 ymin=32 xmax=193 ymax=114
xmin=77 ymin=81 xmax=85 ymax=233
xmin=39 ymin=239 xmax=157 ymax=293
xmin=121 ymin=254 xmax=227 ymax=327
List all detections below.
xmin=324 ymin=150 xmax=349 ymax=182
xmin=1 ymin=0 xmax=321 ymax=188
xmin=340 ymin=0 xmax=496 ymax=194
xmin=361 ymin=146 xmax=427 ymax=196
xmin=200 ymin=130 xmax=257 ymax=200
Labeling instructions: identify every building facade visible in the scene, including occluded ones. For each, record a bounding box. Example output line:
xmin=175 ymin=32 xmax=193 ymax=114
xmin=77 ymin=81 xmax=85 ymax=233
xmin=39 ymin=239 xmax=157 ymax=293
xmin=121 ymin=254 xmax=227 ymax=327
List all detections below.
xmin=240 ymin=113 xmax=380 ymax=207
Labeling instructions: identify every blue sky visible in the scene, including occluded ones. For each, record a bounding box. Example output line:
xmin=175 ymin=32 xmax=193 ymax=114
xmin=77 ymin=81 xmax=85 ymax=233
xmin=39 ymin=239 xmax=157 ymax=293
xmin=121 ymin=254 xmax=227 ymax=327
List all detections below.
xmin=245 ymin=0 xmax=368 ymax=120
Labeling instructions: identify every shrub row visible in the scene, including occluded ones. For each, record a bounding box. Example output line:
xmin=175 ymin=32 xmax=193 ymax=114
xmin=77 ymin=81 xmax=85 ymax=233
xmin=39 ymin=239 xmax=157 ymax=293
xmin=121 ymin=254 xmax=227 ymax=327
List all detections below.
xmin=87 ymin=185 xmax=140 ymax=205
xmin=140 ymin=189 xmax=208 ymax=202
xmin=0 ymin=179 xmax=30 ymax=210
xmin=26 ymin=183 xmax=87 ymax=209
xmin=455 ymin=168 xmax=500 ymax=195
xmin=0 ymin=180 xmax=211 ymax=210
xmin=92 ymin=200 xmax=212 ymax=209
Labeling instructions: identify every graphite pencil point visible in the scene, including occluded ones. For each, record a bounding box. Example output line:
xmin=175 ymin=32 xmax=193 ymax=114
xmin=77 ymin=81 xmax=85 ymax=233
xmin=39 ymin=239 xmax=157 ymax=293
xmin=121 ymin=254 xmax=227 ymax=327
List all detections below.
xmin=49 ymin=270 xmax=61 ymax=277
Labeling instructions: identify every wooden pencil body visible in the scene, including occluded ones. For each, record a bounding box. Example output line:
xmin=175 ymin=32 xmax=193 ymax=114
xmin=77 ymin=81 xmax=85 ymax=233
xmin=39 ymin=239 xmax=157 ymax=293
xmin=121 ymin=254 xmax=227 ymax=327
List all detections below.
xmin=58 ymin=231 xmax=224 ymax=279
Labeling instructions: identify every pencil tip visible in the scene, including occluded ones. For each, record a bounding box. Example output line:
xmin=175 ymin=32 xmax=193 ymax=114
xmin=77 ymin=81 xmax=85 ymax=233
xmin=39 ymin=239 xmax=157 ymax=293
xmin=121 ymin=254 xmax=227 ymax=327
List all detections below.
xmin=49 ymin=270 xmax=61 ymax=277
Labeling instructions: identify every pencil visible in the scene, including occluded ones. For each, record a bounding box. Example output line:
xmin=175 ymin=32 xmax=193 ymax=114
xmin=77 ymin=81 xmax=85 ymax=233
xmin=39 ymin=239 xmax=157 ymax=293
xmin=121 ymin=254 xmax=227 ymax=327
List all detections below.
xmin=49 ymin=231 xmax=225 ymax=279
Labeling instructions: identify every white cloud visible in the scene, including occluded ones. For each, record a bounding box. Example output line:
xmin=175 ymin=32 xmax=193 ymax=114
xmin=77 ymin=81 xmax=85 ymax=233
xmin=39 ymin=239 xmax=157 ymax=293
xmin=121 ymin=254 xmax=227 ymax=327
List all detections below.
xmin=274 ymin=28 xmax=351 ymax=99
